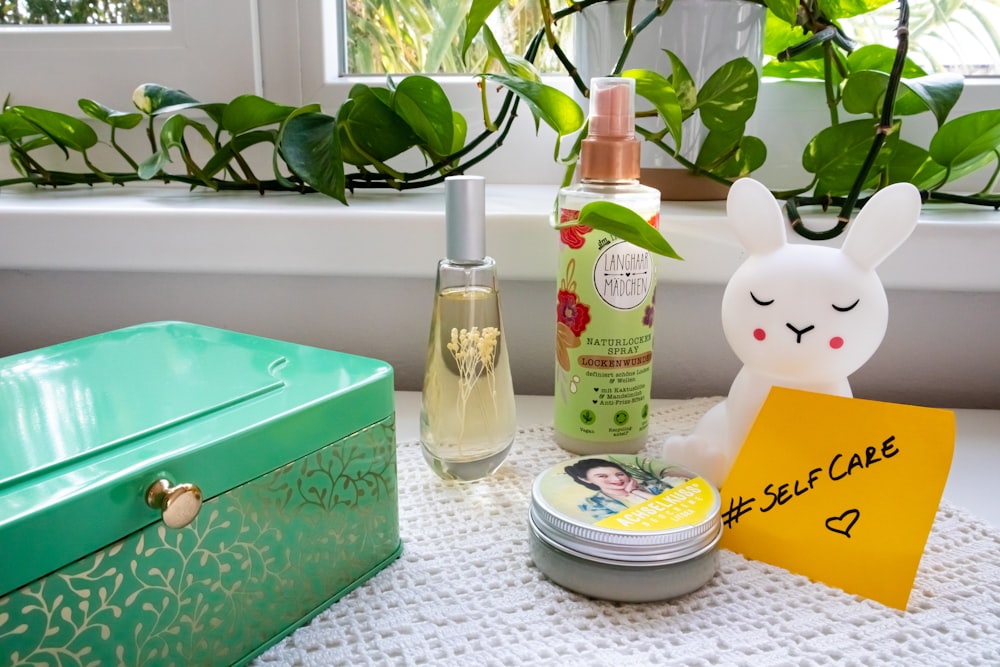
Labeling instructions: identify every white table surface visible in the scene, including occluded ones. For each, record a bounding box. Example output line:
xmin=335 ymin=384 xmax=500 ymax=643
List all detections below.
xmin=394 ymin=391 xmax=1000 ymax=529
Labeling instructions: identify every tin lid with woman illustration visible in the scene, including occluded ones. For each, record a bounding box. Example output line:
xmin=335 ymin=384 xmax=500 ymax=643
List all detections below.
xmin=529 ymin=454 xmax=722 ymax=565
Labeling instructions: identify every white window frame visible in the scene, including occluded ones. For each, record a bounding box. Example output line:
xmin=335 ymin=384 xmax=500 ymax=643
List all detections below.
xmin=0 ymin=0 xmax=261 ymax=115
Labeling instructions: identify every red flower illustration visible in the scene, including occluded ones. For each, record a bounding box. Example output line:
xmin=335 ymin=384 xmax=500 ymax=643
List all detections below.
xmin=558 ymin=208 xmax=592 ymax=249
xmin=557 ymin=289 xmax=591 ymax=337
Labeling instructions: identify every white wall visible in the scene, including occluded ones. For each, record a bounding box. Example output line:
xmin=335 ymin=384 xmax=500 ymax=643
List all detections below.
xmin=1 ymin=270 xmax=996 ymax=409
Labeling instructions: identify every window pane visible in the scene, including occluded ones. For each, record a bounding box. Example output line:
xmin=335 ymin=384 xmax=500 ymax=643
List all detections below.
xmin=342 ymin=0 xmax=571 ymax=75
xmin=0 ymin=0 xmax=168 ymax=25
xmin=841 ymin=0 xmax=1000 ymax=77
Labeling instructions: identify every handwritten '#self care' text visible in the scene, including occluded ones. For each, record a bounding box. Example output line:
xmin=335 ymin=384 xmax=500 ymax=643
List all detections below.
xmin=722 ymin=436 xmax=899 ymax=529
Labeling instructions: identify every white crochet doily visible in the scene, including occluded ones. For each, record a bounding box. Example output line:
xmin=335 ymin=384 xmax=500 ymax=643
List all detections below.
xmin=254 ymin=398 xmax=1000 ymax=666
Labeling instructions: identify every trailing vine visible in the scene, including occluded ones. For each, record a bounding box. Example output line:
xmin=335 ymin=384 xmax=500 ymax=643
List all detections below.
xmin=1 ymin=0 xmax=998 ymax=243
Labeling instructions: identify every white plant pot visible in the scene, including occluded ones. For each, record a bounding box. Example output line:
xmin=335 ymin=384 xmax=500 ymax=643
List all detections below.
xmin=574 ymin=0 xmax=765 ymax=195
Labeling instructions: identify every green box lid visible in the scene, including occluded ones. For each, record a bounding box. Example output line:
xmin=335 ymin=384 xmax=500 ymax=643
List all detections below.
xmin=0 ymin=321 xmax=393 ymax=596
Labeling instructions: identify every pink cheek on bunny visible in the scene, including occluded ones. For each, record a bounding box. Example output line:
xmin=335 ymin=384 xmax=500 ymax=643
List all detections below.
xmin=830 ymin=336 xmax=844 ymax=349
xmin=753 ymin=328 xmax=766 ymax=341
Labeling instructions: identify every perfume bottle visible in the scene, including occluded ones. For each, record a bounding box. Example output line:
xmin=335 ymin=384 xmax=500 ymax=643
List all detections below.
xmin=554 ymin=77 xmax=662 ymax=455
xmin=419 ymin=175 xmax=516 ymax=481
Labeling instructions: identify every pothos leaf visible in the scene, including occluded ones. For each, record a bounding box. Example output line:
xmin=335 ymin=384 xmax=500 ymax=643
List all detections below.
xmin=221 ymin=95 xmax=297 ymax=135
xmin=132 ymin=83 xmax=200 ymax=115
xmin=482 ymin=73 xmax=584 ymax=137
xmin=567 ymin=201 xmax=682 ymax=260
xmin=10 ymin=106 xmax=98 ymax=155
xmin=78 ymin=99 xmax=142 ymax=129
xmin=929 ymin=109 xmax=1000 ymax=169
xmin=279 ymin=112 xmax=346 ymax=204
xmin=392 ymin=76 xmax=454 ymax=156
xmin=622 ymin=69 xmax=683 ymax=149
xmin=664 ymin=50 xmax=697 ymax=117
xmin=696 ymin=57 xmax=759 ymax=132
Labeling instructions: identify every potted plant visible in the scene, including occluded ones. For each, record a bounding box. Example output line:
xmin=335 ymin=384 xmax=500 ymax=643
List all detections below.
xmin=1 ymin=0 xmax=997 ymax=249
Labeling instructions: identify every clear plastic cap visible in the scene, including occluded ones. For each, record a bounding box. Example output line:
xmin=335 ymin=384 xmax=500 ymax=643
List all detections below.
xmin=587 ymin=77 xmax=636 ymax=140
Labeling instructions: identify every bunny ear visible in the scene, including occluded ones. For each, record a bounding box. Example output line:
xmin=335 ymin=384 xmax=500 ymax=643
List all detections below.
xmin=841 ymin=182 xmax=921 ymax=270
xmin=726 ymin=178 xmax=787 ymax=254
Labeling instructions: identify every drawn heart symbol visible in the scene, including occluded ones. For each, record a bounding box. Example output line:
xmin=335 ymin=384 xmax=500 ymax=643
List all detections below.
xmin=825 ymin=509 xmax=860 ymax=538
xmin=593 ymin=387 xmax=599 ymax=392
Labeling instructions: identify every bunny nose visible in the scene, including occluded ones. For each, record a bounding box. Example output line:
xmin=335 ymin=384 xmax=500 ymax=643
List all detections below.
xmin=786 ymin=323 xmax=815 ymax=344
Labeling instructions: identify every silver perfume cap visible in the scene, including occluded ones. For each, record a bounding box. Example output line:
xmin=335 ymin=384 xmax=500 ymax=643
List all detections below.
xmin=445 ymin=175 xmax=486 ymax=262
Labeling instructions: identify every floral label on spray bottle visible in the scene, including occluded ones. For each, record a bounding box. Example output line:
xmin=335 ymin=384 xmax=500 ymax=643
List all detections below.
xmin=555 ymin=207 xmax=659 ymax=445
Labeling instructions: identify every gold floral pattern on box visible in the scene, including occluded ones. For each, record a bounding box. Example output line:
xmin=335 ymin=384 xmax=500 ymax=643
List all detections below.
xmin=0 ymin=417 xmax=399 ymax=667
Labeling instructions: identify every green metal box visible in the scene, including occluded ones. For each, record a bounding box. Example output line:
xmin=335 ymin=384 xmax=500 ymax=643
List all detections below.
xmin=0 ymin=322 xmax=400 ymax=666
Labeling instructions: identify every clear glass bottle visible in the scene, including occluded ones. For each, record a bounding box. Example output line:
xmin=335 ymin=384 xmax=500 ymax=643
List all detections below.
xmin=420 ymin=175 xmax=516 ymax=481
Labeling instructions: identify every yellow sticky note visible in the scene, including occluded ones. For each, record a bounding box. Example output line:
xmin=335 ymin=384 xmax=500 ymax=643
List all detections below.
xmin=719 ymin=387 xmax=955 ymax=610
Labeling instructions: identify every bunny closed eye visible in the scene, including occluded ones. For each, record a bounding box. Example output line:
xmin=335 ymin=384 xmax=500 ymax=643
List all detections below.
xmin=833 ymin=299 xmax=860 ymax=312
xmin=750 ymin=291 xmax=774 ymax=306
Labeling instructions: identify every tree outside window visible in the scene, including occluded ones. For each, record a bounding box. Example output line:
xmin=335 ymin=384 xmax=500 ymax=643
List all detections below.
xmin=0 ymin=0 xmax=168 ymax=24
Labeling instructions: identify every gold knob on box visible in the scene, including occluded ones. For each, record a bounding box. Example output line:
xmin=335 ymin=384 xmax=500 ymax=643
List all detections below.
xmin=145 ymin=479 xmax=203 ymax=528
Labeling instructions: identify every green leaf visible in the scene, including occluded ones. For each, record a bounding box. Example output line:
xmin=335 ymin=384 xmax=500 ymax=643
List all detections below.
xmin=841 ymin=70 xmax=923 ymax=116
xmin=695 ymin=58 xmax=759 ymax=132
xmin=901 ymin=74 xmax=963 ymax=127
xmin=763 ymin=59 xmax=826 ymax=79
xmin=450 ymin=111 xmax=468 ymax=155
xmin=392 ymin=76 xmax=455 ymax=156
xmin=338 ymin=84 xmax=419 ymax=166
xmin=159 ymin=114 xmax=214 ymax=153
xmin=847 ymin=45 xmax=926 ymax=78
xmin=463 ymin=0 xmax=503 ymax=60
xmin=221 ymin=95 xmax=297 ymax=135
xmin=696 ymin=130 xmax=766 ymax=178
xmin=622 ymin=69 xmax=682 ymax=148
xmin=765 ymin=0 xmax=799 ymax=26
xmin=929 ymin=109 xmax=1000 ymax=169
xmin=199 ymin=103 xmax=228 ymax=127
xmin=816 ymin=0 xmax=894 ymax=21
xmin=570 ymin=201 xmax=682 ymax=260
xmin=763 ymin=12 xmax=811 ymax=59
xmin=802 ymin=118 xmax=900 ymax=195
xmin=132 ymin=83 xmax=200 ymax=115
xmin=0 ymin=109 xmax=44 ymax=142
xmin=481 ymin=24 xmax=512 ymax=73
xmin=279 ymin=112 xmax=346 ymax=204
xmin=203 ymin=129 xmax=276 ymax=179
xmin=145 ymin=114 xmax=216 ymax=186
xmin=842 ymin=71 xmax=962 ymax=126
xmin=77 ymin=99 xmax=142 ymax=129
xmin=10 ymin=106 xmax=98 ymax=155
xmin=664 ymin=51 xmax=697 ymax=117
xmin=885 ymin=140 xmax=946 ymax=190
xmin=137 ymin=151 xmax=171 ymax=180
xmin=483 ymin=74 xmax=584 ymax=136
xmin=482 ymin=23 xmax=541 ymax=82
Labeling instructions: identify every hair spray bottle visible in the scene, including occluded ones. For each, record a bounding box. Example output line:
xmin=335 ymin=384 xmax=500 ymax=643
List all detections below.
xmin=554 ymin=77 xmax=661 ymax=455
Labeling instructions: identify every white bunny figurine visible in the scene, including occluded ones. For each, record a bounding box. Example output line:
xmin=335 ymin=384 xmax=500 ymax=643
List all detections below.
xmin=664 ymin=177 xmax=922 ymax=487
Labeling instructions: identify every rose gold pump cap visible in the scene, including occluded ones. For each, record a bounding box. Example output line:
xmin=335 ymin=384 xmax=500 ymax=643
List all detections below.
xmin=579 ymin=78 xmax=641 ymax=182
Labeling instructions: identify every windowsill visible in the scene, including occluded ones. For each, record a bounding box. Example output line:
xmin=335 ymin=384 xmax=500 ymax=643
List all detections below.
xmin=1 ymin=183 xmax=997 ymax=292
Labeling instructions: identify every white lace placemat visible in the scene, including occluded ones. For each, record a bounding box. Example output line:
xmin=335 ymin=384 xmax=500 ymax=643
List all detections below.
xmin=254 ymin=398 xmax=1000 ymax=666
